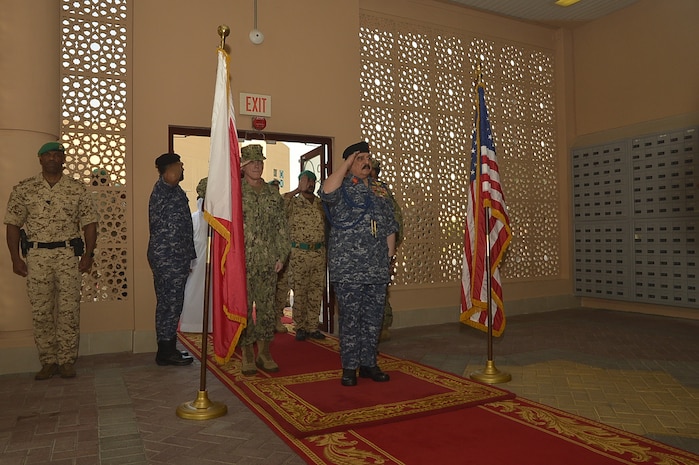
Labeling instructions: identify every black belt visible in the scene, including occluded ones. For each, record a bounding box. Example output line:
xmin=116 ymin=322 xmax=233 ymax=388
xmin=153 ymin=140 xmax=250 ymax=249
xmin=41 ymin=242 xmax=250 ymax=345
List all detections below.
xmin=291 ymin=241 xmax=324 ymax=251
xmin=27 ymin=240 xmax=76 ymax=250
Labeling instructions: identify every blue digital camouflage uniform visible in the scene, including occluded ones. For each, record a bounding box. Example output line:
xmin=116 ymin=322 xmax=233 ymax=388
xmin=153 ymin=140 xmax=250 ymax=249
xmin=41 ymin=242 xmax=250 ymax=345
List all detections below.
xmin=4 ymin=173 xmax=99 ymax=366
xmin=320 ymin=174 xmax=398 ymax=369
xmin=239 ymin=179 xmax=290 ymax=346
xmin=147 ymin=177 xmax=196 ymax=342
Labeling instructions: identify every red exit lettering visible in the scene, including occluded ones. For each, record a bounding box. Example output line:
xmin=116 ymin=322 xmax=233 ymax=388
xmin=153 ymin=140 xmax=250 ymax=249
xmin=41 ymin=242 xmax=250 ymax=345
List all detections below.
xmin=246 ymin=96 xmax=267 ymax=113
xmin=240 ymin=93 xmax=272 ymax=116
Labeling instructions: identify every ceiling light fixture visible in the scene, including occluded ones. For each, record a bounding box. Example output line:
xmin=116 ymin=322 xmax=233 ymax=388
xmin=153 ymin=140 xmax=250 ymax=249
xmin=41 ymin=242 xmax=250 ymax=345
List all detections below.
xmin=554 ymin=0 xmax=581 ymax=6
xmin=249 ymin=0 xmax=264 ymax=45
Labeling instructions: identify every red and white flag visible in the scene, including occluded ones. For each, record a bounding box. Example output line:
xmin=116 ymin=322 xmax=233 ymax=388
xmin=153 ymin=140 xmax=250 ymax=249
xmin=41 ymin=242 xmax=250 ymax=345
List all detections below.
xmin=460 ymin=83 xmax=512 ymax=336
xmin=203 ymin=48 xmax=248 ymax=364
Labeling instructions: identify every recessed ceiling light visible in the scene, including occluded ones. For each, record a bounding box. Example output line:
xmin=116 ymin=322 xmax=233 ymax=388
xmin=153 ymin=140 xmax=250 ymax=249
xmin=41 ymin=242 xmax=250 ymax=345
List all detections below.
xmin=555 ymin=0 xmax=581 ymax=6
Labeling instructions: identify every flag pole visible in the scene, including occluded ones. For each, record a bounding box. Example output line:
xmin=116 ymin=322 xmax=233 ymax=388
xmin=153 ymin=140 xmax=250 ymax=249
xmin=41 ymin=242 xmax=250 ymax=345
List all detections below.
xmin=469 ymin=64 xmax=511 ymax=385
xmin=175 ymin=26 xmax=232 ymax=420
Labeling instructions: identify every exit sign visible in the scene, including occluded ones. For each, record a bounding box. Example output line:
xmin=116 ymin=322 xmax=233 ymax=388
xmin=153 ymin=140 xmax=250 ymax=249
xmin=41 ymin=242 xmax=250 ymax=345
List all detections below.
xmin=240 ymin=93 xmax=272 ymax=117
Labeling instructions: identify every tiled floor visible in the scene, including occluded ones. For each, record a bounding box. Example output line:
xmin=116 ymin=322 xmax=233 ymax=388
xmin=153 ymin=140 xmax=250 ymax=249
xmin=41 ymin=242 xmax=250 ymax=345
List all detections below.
xmin=0 ymin=307 xmax=697 ymax=464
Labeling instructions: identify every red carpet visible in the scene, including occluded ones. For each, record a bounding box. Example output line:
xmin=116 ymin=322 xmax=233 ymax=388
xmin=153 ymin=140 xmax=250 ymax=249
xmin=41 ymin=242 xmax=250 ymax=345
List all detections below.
xmin=179 ymin=331 xmax=699 ymax=465
xmin=297 ymin=400 xmax=699 ymax=465
xmin=178 ymin=332 xmax=514 ymax=437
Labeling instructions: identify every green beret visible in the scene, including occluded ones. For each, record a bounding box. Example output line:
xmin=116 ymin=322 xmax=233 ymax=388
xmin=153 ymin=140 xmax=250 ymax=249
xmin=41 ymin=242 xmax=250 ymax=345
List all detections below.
xmin=38 ymin=142 xmax=65 ymax=156
xmin=298 ymin=170 xmax=317 ymax=181
xmin=196 ymin=177 xmax=208 ymax=199
xmin=241 ymin=144 xmax=265 ymax=164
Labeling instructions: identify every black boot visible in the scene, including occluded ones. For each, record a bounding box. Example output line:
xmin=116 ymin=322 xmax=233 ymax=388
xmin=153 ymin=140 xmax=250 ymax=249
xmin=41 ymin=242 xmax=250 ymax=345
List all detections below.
xmin=170 ymin=339 xmax=193 ymax=361
xmin=155 ymin=339 xmax=194 ymax=366
xmin=359 ymin=365 xmax=390 ymax=382
xmin=341 ymin=368 xmax=357 ymax=386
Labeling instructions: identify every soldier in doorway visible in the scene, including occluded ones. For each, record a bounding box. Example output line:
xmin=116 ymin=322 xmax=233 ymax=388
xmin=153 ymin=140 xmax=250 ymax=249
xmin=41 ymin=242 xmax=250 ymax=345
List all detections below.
xmin=283 ymin=170 xmax=327 ymax=341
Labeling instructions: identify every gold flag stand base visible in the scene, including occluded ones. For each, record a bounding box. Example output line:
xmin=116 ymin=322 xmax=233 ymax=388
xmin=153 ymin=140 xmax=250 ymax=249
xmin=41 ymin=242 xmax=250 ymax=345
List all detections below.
xmin=470 ymin=360 xmax=511 ymax=384
xmin=176 ymin=390 xmax=228 ymax=420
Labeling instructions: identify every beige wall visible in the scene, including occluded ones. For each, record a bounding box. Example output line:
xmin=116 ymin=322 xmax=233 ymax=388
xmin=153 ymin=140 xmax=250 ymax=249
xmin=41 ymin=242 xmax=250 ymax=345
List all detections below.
xmin=1 ymin=0 xmax=697 ymax=373
xmin=571 ymin=0 xmax=699 ymax=139
xmin=130 ymin=0 xmax=361 ymax=351
xmin=360 ymin=0 xmax=579 ymax=324
xmin=570 ymin=0 xmax=699 ymax=317
xmin=0 ymin=0 xmax=61 ymax=359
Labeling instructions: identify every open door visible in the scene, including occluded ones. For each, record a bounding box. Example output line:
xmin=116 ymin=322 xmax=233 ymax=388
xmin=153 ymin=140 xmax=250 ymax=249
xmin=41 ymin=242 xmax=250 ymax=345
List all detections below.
xmin=168 ymin=126 xmax=334 ymax=333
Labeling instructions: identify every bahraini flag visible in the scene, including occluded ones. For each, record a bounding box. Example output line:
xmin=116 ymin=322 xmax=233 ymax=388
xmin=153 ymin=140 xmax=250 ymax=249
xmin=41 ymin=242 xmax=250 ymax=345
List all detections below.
xmin=204 ymin=47 xmax=248 ymax=364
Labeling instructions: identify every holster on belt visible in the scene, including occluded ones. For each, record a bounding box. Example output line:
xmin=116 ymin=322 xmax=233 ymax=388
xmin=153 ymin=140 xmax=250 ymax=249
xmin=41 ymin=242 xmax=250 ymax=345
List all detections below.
xmin=70 ymin=237 xmax=85 ymax=256
xmin=19 ymin=229 xmax=29 ymax=258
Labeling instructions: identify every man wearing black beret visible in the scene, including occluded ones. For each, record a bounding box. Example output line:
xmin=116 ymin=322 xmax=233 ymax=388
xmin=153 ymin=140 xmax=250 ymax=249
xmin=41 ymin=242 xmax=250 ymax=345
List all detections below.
xmin=320 ymin=141 xmax=398 ymax=386
xmin=147 ymin=153 xmax=196 ymax=366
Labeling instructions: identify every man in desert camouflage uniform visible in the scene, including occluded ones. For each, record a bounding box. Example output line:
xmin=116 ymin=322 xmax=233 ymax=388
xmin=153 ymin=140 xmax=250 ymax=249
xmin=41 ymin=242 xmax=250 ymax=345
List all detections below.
xmin=282 ymin=170 xmax=327 ymax=341
xmin=4 ymin=141 xmax=98 ymax=380
xmin=320 ymin=141 xmax=398 ymax=387
xmin=147 ymin=153 xmax=196 ymax=367
xmin=239 ymin=144 xmax=290 ymax=375
xmin=370 ymin=159 xmax=404 ymax=342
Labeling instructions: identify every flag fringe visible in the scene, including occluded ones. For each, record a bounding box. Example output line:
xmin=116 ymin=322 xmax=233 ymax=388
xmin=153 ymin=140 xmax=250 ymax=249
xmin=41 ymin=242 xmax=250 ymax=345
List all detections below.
xmin=203 ymin=210 xmax=232 ymax=273
xmin=212 ymin=311 xmax=247 ymax=365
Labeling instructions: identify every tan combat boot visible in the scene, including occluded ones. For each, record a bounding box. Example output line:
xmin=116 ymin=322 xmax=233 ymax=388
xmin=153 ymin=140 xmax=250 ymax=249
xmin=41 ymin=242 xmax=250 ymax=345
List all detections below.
xmin=275 ymin=320 xmax=288 ymax=333
xmin=379 ymin=328 xmax=391 ymax=342
xmin=255 ymin=340 xmax=279 ymax=373
xmin=240 ymin=344 xmax=258 ymax=376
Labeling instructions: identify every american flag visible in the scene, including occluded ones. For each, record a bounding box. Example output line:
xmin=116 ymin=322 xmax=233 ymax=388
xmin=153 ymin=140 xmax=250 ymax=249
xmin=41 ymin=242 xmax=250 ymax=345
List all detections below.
xmin=460 ymin=83 xmax=512 ymax=337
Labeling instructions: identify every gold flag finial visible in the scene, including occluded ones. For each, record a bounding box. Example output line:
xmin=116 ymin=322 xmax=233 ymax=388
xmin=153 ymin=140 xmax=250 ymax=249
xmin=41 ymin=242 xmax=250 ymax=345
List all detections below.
xmin=218 ymin=25 xmax=230 ymax=48
xmin=474 ymin=63 xmax=484 ymax=85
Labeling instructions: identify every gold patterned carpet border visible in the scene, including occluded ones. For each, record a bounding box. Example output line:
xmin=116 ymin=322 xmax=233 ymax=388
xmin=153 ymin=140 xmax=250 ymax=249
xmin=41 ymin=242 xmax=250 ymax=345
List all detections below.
xmin=179 ymin=332 xmax=699 ymax=464
xmin=179 ymin=331 xmax=514 ymax=437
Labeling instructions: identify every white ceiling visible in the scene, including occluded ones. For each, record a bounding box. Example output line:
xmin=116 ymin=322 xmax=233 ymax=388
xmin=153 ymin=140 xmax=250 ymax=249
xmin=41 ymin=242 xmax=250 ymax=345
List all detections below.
xmin=446 ymin=0 xmax=639 ymax=27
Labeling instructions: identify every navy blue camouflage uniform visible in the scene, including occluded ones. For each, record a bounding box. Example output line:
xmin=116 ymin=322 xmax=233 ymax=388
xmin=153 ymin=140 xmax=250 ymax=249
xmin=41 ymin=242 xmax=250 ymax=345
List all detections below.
xmin=320 ymin=174 xmax=398 ymax=370
xmin=147 ymin=177 xmax=196 ymax=342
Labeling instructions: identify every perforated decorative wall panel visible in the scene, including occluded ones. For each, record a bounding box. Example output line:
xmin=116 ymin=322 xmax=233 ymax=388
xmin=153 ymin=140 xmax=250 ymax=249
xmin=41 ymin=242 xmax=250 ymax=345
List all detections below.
xmin=360 ymin=14 xmax=561 ymax=285
xmin=60 ymin=0 xmax=129 ymax=302
xmin=573 ymin=127 xmax=698 ymax=308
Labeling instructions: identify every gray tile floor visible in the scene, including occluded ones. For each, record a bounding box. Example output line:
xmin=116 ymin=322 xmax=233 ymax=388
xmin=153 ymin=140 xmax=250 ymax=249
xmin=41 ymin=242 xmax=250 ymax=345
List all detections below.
xmin=0 ymin=307 xmax=697 ymax=464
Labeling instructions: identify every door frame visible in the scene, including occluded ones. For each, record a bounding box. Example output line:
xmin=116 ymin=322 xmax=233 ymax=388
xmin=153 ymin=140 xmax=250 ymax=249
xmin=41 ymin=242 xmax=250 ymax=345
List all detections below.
xmin=168 ymin=125 xmax=335 ymax=333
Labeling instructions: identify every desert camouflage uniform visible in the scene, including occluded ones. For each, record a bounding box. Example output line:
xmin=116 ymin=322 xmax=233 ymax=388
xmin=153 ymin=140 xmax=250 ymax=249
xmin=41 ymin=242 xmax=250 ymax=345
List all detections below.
xmin=320 ymin=174 xmax=398 ymax=369
xmin=285 ymin=194 xmax=326 ymax=333
xmin=4 ymin=173 xmax=98 ymax=366
xmin=147 ymin=177 xmax=196 ymax=342
xmin=239 ymin=180 xmax=290 ymax=346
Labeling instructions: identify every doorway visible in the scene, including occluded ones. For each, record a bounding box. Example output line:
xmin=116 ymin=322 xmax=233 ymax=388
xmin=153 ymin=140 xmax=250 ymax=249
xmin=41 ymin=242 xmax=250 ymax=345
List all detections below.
xmin=168 ymin=125 xmax=334 ymax=333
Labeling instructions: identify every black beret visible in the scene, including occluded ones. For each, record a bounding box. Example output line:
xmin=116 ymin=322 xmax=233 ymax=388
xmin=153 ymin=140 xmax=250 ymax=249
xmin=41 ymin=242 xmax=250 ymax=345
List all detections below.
xmin=155 ymin=153 xmax=181 ymax=169
xmin=342 ymin=141 xmax=370 ymax=159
